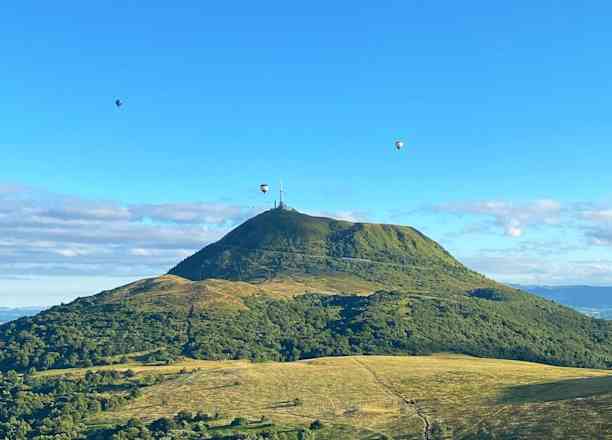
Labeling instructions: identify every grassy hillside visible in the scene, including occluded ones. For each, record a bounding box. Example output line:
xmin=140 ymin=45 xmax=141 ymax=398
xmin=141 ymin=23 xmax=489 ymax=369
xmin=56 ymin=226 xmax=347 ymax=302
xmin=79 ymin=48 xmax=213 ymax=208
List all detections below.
xmin=5 ymin=354 xmax=609 ymax=439
xmin=75 ymin=354 xmax=612 ymax=439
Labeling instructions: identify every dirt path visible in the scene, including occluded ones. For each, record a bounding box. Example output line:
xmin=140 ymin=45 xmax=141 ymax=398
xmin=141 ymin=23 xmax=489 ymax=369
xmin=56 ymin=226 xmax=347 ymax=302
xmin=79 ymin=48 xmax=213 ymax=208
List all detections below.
xmin=353 ymin=358 xmax=433 ymax=440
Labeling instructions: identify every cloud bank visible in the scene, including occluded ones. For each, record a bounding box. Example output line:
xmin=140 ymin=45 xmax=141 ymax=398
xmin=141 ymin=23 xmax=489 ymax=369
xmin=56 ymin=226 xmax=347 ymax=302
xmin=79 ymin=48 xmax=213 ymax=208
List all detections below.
xmin=431 ymin=199 xmax=563 ymax=237
xmin=429 ymin=199 xmax=612 ymax=241
xmin=425 ymin=198 xmax=612 ymax=284
xmin=0 ymin=185 xmax=259 ymax=277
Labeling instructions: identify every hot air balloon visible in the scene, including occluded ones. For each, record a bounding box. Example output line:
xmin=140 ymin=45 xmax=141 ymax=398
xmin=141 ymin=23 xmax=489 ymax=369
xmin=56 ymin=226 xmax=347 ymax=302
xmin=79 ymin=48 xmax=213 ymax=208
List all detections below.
xmin=260 ymin=184 xmax=270 ymax=194
xmin=115 ymin=99 xmax=123 ymax=108
xmin=394 ymin=140 xmax=405 ymax=151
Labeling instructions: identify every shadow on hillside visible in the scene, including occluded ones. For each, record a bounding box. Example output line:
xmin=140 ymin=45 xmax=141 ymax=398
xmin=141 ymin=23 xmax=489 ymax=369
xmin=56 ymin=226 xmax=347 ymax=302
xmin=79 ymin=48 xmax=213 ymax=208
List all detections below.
xmin=498 ymin=375 xmax=612 ymax=404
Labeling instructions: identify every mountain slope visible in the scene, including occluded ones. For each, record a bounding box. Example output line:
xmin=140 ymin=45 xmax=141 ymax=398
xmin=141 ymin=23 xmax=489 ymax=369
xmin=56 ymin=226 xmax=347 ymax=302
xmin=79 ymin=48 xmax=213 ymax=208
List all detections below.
xmin=1 ymin=209 xmax=611 ymax=373
xmin=2 ymin=275 xmax=611 ymax=372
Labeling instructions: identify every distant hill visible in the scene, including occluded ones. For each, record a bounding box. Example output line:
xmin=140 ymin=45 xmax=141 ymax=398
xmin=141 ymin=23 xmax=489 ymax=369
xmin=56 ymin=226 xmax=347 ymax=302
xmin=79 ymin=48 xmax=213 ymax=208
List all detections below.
xmin=0 ymin=306 xmax=44 ymax=324
xmin=516 ymin=285 xmax=612 ymax=319
xmin=1 ymin=208 xmax=611 ymax=373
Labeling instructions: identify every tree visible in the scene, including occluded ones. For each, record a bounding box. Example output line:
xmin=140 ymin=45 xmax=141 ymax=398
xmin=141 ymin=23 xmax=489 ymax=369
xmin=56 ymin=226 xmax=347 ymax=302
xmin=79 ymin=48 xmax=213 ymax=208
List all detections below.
xmin=230 ymin=417 xmax=249 ymax=427
xmin=150 ymin=417 xmax=174 ymax=433
xmin=175 ymin=410 xmax=194 ymax=423
xmin=431 ymin=421 xmax=452 ymax=439
xmin=309 ymin=420 xmax=323 ymax=430
xmin=475 ymin=425 xmax=495 ymax=440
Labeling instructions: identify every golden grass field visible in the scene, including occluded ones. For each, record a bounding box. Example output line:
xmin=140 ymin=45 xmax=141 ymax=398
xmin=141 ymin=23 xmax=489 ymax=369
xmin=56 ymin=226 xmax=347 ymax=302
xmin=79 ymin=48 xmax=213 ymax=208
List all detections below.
xmin=48 ymin=354 xmax=612 ymax=439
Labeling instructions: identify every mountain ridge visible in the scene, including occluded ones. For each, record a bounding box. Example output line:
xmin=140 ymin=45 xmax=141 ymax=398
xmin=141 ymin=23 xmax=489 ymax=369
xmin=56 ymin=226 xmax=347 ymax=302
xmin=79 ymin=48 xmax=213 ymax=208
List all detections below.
xmin=516 ymin=284 xmax=612 ymax=307
xmin=516 ymin=284 xmax=612 ymax=319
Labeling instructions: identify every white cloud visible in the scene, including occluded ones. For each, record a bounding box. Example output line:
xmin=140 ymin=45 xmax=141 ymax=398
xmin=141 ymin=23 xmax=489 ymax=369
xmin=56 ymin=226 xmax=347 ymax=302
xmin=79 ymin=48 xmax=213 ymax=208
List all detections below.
xmin=131 ymin=203 xmax=254 ymax=225
xmin=582 ymin=209 xmax=612 ymax=223
xmin=423 ymin=198 xmax=612 ymax=284
xmin=428 ymin=199 xmax=612 ymax=248
xmin=463 ymin=254 xmax=612 ymax=285
xmin=130 ymin=248 xmax=154 ymax=257
xmin=587 ymin=228 xmax=612 ymax=246
xmin=0 ymin=185 xmax=257 ymax=278
xmin=55 ymin=249 xmax=82 ymax=257
xmin=310 ymin=209 xmax=370 ymax=223
xmin=431 ymin=199 xmax=562 ymax=237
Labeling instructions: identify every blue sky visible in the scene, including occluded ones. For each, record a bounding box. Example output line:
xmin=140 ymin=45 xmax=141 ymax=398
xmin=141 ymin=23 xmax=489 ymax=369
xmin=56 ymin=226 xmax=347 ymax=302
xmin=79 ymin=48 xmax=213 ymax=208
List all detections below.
xmin=2 ymin=1 xmax=612 ymax=306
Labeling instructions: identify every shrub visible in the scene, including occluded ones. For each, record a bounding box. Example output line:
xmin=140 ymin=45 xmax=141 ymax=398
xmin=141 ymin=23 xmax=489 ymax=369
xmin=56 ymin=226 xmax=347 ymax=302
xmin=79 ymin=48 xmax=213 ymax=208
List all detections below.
xmin=230 ymin=417 xmax=249 ymax=427
xmin=309 ymin=419 xmax=323 ymax=430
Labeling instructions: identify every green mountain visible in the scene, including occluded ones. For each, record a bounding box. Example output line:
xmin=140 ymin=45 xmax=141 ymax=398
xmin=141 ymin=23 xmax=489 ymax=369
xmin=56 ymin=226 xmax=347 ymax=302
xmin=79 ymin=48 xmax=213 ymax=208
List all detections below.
xmin=1 ymin=208 xmax=611 ymax=374
xmin=168 ymin=207 xmax=488 ymax=294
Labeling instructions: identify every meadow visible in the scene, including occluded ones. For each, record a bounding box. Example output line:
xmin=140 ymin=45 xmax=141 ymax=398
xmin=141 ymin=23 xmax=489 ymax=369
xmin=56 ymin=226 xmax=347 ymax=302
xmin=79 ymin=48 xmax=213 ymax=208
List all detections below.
xmin=68 ymin=354 xmax=612 ymax=439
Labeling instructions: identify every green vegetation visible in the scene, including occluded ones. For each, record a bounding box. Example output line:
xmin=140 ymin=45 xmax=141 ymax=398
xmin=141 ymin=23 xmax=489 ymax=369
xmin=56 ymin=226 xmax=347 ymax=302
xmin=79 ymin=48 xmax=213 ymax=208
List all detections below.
xmin=103 ymin=413 xmax=313 ymax=440
xmin=0 ymin=366 xmax=310 ymax=439
xmin=0 ymin=368 xmax=169 ymax=439
xmin=0 ymin=299 xmax=187 ymax=372
xmin=2 ymin=286 xmax=611 ymax=373
xmin=168 ymin=209 xmax=481 ymax=292
xmin=186 ymin=292 xmax=612 ymax=368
